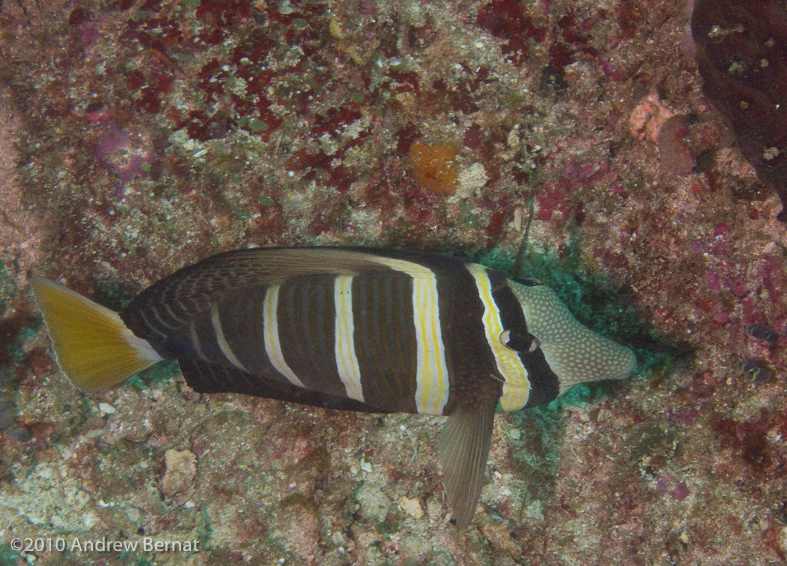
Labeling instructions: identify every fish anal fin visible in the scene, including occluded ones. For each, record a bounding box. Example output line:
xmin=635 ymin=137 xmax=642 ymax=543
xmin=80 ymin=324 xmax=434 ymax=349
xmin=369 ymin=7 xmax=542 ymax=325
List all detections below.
xmin=438 ymin=397 xmax=497 ymax=529
xmin=178 ymin=359 xmax=391 ymax=414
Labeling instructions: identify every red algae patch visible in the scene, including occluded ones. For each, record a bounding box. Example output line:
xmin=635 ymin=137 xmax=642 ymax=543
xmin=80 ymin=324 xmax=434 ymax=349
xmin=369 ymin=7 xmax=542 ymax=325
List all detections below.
xmin=408 ymin=141 xmax=460 ymax=195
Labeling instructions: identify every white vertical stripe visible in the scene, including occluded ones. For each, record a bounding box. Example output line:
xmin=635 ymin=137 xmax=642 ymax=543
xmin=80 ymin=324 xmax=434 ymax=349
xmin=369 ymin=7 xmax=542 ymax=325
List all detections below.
xmin=149 ymin=305 xmax=177 ymax=331
xmin=262 ymin=285 xmax=305 ymax=387
xmin=139 ymin=310 xmax=167 ymax=338
xmin=210 ymin=304 xmax=247 ymax=372
xmin=190 ymin=319 xmax=207 ymax=360
xmin=333 ymin=276 xmax=364 ymax=402
xmin=370 ymin=256 xmax=449 ymax=415
xmin=163 ymin=302 xmax=186 ymax=325
xmin=466 ymin=264 xmax=530 ymax=412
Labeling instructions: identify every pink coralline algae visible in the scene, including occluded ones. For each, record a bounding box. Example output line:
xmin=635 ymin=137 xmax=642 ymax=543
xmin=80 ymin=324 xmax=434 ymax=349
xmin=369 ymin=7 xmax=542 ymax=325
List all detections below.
xmin=658 ymin=115 xmax=696 ymax=176
xmin=691 ymin=0 xmax=787 ymax=222
xmin=656 ymin=477 xmax=691 ymax=501
xmin=94 ymin=123 xmax=153 ymax=185
xmin=704 ymin=269 xmax=722 ymax=293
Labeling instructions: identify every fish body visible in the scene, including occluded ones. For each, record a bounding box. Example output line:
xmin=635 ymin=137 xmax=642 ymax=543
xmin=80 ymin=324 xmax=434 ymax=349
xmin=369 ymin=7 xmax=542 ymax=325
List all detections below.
xmin=31 ymin=247 xmax=636 ymax=528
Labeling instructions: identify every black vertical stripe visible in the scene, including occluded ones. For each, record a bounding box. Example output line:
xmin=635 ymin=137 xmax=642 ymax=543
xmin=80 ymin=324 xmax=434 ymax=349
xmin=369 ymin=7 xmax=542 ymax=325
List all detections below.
xmin=312 ymin=276 xmax=332 ymax=372
xmin=354 ymin=275 xmax=383 ymax=396
xmin=215 ymin=288 xmax=248 ymax=369
xmin=221 ymin=286 xmax=293 ymax=385
xmin=489 ymin=273 xmax=560 ymax=408
xmin=521 ymin=349 xmax=560 ymax=407
xmin=191 ymin=309 xmax=227 ymax=365
xmin=352 ymin=272 xmax=418 ymax=413
xmin=277 ymin=276 xmax=346 ymax=398
xmin=488 ymin=269 xmax=528 ymax=335
xmin=389 ymin=274 xmax=417 ymax=405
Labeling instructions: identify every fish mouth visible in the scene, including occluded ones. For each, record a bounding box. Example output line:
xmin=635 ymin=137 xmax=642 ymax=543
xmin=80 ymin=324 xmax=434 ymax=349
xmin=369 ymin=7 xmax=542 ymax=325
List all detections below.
xmin=605 ymin=347 xmax=637 ymax=381
xmin=540 ymin=337 xmax=637 ymax=390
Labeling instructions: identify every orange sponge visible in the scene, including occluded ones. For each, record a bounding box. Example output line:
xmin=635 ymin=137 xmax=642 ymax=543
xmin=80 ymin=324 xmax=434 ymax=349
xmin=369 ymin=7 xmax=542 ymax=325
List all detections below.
xmin=409 ymin=141 xmax=459 ymax=195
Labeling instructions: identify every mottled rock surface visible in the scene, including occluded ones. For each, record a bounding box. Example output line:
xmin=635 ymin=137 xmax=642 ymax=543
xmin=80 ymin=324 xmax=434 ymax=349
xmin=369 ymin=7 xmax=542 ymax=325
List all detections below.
xmin=0 ymin=0 xmax=785 ymax=564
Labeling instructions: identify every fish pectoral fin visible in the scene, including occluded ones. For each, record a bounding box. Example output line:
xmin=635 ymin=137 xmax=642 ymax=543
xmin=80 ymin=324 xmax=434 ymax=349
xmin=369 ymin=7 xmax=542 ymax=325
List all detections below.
xmin=438 ymin=397 xmax=497 ymax=529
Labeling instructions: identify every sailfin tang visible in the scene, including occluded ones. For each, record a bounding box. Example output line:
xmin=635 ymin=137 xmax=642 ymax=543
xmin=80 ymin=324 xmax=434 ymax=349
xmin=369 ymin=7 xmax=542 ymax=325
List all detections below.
xmin=30 ymin=277 xmax=163 ymax=392
xmin=438 ymin=398 xmax=497 ymax=529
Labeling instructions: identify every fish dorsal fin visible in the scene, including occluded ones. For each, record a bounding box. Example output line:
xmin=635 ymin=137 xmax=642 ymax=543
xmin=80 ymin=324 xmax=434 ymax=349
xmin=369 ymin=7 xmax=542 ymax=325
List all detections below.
xmin=212 ymin=247 xmax=398 ymax=281
xmin=438 ymin=398 xmax=497 ymax=529
xmin=123 ymin=247 xmax=413 ymax=340
xmin=147 ymin=247 xmax=396 ymax=295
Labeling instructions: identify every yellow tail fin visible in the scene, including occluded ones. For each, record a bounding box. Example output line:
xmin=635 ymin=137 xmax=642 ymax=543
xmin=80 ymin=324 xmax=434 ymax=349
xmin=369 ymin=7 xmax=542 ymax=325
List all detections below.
xmin=30 ymin=276 xmax=164 ymax=393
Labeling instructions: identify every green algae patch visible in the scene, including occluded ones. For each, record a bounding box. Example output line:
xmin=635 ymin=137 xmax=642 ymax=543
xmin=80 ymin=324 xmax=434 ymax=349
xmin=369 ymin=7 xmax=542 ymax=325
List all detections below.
xmin=0 ymin=543 xmax=21 ymax=566
xmin=127 ymin=360 xmax=180 ymax=391
xmin=0 ymin=260 xmax=17 ymax=314
xmin=93 ymin=280 xmax=136 ymax=312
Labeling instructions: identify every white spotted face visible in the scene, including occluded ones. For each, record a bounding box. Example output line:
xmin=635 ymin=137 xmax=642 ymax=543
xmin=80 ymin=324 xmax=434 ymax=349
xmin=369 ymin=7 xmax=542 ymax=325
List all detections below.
xmin=508 ymin=281 xmax=636 ymax=392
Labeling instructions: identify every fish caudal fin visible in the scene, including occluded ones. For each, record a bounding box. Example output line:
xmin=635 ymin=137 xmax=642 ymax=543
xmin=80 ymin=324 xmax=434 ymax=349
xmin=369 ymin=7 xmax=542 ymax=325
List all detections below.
xmin=30 ymin=277 xmax=163 ymax=392
xmin=438 ymin=398 xmax=497 ymax=529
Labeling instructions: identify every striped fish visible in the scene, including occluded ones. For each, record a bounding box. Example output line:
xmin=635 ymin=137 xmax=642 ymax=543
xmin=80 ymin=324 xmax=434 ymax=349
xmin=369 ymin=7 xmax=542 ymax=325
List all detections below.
xmin=30 ymin=248 xmax=636 ymax=529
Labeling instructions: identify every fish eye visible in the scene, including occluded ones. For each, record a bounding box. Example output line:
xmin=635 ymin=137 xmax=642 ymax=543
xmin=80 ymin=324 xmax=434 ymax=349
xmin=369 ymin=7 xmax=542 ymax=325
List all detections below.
xmin=499 ymin=330 xmax=540 ymax=353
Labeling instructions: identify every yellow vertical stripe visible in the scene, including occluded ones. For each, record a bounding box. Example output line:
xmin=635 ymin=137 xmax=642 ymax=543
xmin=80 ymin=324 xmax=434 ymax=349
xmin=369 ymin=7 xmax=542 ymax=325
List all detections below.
xmin=262 ymin=285 xmax=305 ymax=388
xmin=466 ymin=264 xmax=530 ymax=412
xmin=371 ymin=257 xmax=449 ymax=415
xmin=333 ymin=276 xmax=364 ymax=402
xmin=210 ymin=304 xmax=248 ymax=372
